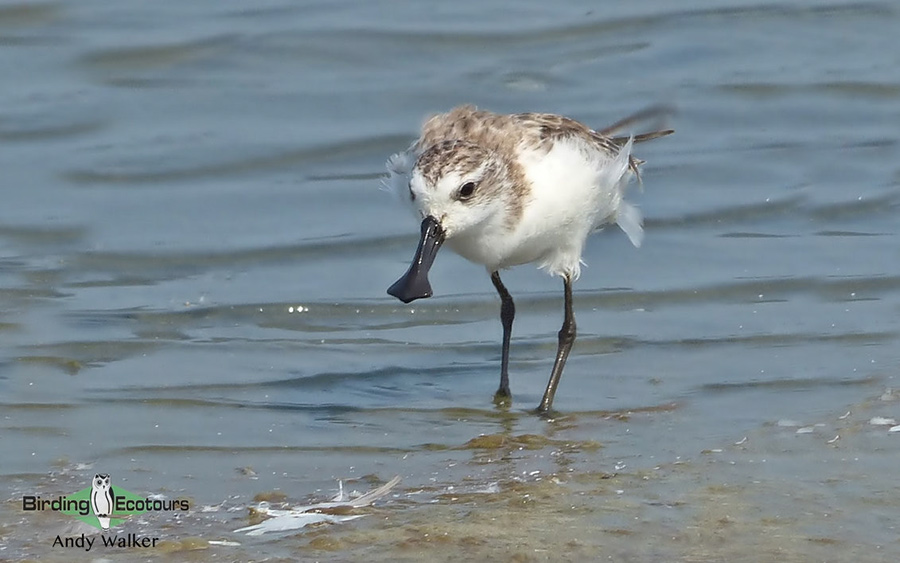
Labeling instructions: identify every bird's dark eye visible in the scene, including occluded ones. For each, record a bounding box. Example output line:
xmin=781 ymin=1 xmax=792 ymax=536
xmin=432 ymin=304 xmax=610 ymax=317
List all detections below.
xmin=458 ymin=181 xmax=477 ymax=201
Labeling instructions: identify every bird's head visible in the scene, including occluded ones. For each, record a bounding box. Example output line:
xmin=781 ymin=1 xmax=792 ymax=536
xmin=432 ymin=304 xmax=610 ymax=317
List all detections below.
xmin=387 ymin=140 xmax=517 ymax=303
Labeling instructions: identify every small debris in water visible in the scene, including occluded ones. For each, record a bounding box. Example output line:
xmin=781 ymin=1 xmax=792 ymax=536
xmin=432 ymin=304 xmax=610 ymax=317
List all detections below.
xmin=868 ymin=417 xmax=897 ymax=426
xmin=208 ymin=540 xmax=241 ymax=547
xmin=777 ymin=420 xmax=801 ymax=427
xmin=474 ymin=482 xmax=501 ymax=494
xmin=236 ymin=466 xmax=257 ymax=478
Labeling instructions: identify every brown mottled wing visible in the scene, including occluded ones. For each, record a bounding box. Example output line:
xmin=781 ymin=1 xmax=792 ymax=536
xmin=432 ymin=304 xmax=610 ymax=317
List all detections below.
xmin=511 ymin=112 xmax=621 ymax=157
xmin=513 ymin=112 xmax=658 ymax=176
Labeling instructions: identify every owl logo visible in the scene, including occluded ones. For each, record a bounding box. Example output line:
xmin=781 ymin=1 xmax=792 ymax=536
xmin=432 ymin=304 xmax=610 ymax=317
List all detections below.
xmin=90 ymin=474 xmax=114 ymax=530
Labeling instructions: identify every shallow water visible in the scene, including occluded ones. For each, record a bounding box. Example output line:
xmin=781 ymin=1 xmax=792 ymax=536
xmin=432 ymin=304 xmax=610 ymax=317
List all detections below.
xmin=2 ymin=0 xmax=899 ymax=560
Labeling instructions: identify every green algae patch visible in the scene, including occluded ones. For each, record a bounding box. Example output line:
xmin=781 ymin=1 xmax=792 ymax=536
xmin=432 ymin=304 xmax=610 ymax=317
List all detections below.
xmin=459 ymin=432 xmax=601 ymax=452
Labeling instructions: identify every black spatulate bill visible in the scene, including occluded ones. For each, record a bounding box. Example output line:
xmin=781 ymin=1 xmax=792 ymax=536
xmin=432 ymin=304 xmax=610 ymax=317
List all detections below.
xmin=387 ymin=215 xmax=445 ymax=303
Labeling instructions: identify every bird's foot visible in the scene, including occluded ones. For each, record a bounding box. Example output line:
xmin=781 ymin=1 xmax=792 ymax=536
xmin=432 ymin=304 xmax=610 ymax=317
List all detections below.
xmin=492 ymin=387 xmax=511 ymax=408
xmin=533 ymin=405 xmax=560 ymax=420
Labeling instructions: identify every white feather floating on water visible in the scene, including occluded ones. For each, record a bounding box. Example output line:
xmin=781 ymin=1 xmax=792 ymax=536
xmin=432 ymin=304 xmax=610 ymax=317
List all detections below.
xmin=233 ymin=475 xmax=401 ymax=536
xmin=234 ymin=512 xmax=365 ymax=536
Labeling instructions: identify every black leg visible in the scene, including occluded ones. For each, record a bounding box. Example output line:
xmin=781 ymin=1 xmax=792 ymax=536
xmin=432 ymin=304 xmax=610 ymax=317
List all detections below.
xmin=537 ymin=276 xmax=576 ymax=414
xmin=490 ymin=271 xmax=515 ymax=400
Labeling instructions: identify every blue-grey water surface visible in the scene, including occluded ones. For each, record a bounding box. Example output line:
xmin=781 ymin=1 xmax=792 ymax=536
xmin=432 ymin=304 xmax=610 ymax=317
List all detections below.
xmin=2 ymin=1 xmax=899 ymax=561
